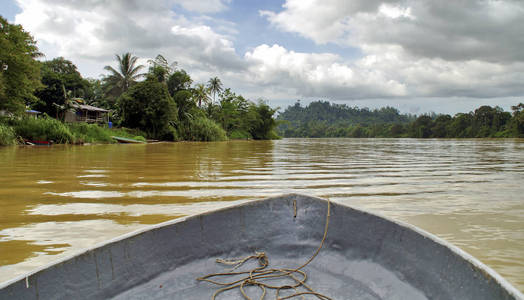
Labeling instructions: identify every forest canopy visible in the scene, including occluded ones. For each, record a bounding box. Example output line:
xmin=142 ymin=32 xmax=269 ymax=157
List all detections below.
xmin=277 ymin=101 xmax=524 ymax=138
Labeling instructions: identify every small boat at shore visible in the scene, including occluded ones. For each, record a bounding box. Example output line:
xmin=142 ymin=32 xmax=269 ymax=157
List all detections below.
xmin=24 ymin=139 xmax=52 ymax=146
xmin=0 ymin=194 xmax=522 ymax=299
xmin=111 ymin=136 xmax=146 ymax=144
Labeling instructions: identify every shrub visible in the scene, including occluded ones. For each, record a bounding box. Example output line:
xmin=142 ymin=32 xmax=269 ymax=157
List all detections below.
xmin=13 ymin=116 xmax=74 ymax=143
xmin=114 ymin=127 xmax=147 ymax=139
xmin=68 ymin=123 xmax=113 ymax=143
xmin=133 ymin=135 xmax=147 ymax=142
xmin=0 ymin=123 xmax=16 ymax=146
xmin=187 ymin=117 xmax=227 ymax=141
xmin=267 ymin=130 xmax=282 ymax=140
xmin=229 ymin=129 xmax=252 ymax=140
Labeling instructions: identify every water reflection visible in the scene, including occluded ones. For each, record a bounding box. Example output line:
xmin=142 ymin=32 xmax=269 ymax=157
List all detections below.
xmin=0 ymin=139 xmax=523 ymax=291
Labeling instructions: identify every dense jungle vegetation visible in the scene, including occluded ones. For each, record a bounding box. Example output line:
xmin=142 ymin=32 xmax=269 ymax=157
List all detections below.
xmin=0 ymin=16 xmax=279 ymax=145
xmin=277 ymin=101 xmax=524 ymax=138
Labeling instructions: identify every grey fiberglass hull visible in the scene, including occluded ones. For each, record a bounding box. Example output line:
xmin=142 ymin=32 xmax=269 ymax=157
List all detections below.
xmin=0 ymin=194 xmax=522 ymax=299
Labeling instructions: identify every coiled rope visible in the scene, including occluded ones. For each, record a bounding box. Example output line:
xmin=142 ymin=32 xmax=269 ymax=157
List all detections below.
xmin=197 ymin=199 xmax=332 ymax=300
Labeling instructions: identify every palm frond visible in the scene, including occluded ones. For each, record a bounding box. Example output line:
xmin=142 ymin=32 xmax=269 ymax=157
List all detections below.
xmin=103 ymin=52 xmax=145 ymax=94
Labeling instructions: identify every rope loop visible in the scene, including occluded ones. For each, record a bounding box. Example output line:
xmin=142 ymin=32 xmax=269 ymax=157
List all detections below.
xmin=197 ymin=199 xmax=332 ymax=300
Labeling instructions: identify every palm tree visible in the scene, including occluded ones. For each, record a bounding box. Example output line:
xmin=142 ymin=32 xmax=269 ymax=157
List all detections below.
xmin=147 ymin=54 xmax=177 ymax=83
xmin=103 ymin=53 xmax=144 ymax=96
xmin=207 ymin=77 xmax=223 ymax=104
xmin=193 ymin=83 xmax=210 ymax=108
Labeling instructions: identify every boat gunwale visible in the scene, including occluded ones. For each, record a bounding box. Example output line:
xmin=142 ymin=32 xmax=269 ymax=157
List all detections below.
xmin=0 ymin=193 xmax=522 ymax=299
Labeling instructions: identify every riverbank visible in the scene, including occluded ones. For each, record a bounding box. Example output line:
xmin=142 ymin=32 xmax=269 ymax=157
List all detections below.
xmin=0 ymin=116 xmax=145 ymax=146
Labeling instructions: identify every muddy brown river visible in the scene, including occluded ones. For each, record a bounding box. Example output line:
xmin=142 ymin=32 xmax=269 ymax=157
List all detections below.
xmin=0 ymin=139 xmax=523 ymax=291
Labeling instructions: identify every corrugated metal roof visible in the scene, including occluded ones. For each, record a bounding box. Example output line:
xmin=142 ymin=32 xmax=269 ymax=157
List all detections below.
xmin=71 ymin=103 xmax=109 ymax=112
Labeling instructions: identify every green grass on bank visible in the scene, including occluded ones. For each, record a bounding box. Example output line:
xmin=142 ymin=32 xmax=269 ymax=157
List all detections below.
xmin=12 ymin=116 xmax=75 ymax=143
xmin=0 ymin=116 xmax=146 ymax=146
xmin=69 ymin=123 xmax=146 ymax=143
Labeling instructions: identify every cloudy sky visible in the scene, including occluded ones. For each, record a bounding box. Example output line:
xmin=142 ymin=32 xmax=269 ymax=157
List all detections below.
xmin=2 ymin=0 xmax=524 ymax=114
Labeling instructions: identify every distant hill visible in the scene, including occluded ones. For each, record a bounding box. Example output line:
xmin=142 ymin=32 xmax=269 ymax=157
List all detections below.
xmin=276 ymin=101 xmax=414 ymax=137
xmin=276 ymin=101 xmax=524 ymax=138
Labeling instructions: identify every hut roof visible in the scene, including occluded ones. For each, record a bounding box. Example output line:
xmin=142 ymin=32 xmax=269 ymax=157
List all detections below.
xmin=71 ymin=103 xmax=109 ymax=113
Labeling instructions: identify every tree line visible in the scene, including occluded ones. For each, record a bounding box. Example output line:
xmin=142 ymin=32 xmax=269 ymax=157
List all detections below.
xmin=0 ymin=16 xmax=279 ymax=143
xmin=277 ymin=101 xmax=524 ymax=138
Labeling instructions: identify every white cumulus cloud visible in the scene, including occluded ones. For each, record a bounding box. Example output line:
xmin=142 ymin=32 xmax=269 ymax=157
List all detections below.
xmin=173 ymin=0 xmax=231 ymax=13
xmin=9 ymin=0 xmax=524 ymax=112
xmin=259 ymin=0 xmax=524 ymax=102
xmin=14 ymin=0 xmax=242 ymax=78
xmin=262 ymin=0 xmax=524 ymax=62
xmin=244 ymin=44 xmax=407 ymax=99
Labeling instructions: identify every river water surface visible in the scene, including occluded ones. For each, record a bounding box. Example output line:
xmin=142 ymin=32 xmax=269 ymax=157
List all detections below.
xmin=0 ymin=139 xmax=523 ymax=291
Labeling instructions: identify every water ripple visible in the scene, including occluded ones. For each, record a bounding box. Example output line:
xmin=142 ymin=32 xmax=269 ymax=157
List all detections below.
xmin=0 ymin=138 xmax=523 ymax=290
